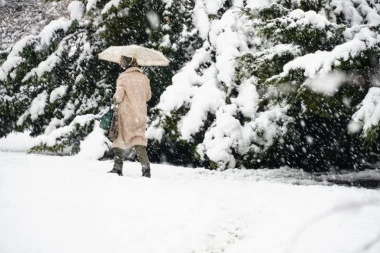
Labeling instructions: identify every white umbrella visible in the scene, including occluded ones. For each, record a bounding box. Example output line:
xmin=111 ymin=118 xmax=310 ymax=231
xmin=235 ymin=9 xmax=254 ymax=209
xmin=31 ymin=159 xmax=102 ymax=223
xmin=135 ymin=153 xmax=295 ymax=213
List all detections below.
xmin=98 ymin=45 xmax=170 ymax=66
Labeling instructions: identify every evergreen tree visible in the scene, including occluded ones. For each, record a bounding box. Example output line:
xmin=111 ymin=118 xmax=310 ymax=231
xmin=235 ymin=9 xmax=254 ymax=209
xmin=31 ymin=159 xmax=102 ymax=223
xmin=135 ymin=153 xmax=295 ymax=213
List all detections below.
xmin=149 ymin=0 xmax=380 ymax=171
xmin=0 ymin=0 xmax=200 ymax=157
xmin=2 ymin=0 xmax=379 ymax=171
xmin=238 ymin=0 xmax=380 ymax=172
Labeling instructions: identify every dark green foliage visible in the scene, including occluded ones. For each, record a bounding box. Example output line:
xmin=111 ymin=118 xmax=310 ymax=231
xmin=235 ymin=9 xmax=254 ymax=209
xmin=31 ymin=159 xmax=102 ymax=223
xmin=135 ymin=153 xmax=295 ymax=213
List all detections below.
xmin=279 ymin=0 xmax=328 ymax=12
xmin=277 ymin=86 xmax=368 ymax=172
xmin=28 ymin=119 xmax=96 ymax=155
xmin=242 ymin=3 xmax=289 ymax=21
xmin=236 ymin=45 xmax=302 ymax=84
xmin=0 ymin=51 xmax=7 ymax=63
xmin=264 ymin=114 xmax=368 ymax=171
xmin=364 ymin=125 xmax=380 ymax=147
xmin=299 ymin=0 xmax=328 ymax=12
xmin=148 ymin=138 xmax=202 ymax=167
xmin=235 ymin=2 xmax=380 ymax=172
xmin=250 ymin=9 xmax=346 ymax=53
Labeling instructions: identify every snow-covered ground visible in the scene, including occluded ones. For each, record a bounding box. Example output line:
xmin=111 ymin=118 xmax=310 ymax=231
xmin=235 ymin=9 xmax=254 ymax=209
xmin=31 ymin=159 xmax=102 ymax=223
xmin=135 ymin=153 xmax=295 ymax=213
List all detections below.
xmin=1 ymin=151 xmax=380 ymax=253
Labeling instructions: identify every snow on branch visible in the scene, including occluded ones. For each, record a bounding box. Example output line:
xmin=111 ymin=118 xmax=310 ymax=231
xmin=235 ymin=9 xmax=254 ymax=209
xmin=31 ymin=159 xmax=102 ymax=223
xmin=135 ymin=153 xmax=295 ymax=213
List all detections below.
xmin=349 ymin=87 xmax=380 ymax=135
xmin=0 ymin=35 xmax=37 ymax=81
xmin=280 ymin=27 xmax=379 ymax=79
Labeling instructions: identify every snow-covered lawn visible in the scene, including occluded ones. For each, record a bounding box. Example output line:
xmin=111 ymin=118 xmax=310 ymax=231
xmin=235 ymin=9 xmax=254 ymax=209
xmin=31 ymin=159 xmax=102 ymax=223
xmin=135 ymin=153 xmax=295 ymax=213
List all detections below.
xmin=0 ymin=152 xmax=380 ymax=253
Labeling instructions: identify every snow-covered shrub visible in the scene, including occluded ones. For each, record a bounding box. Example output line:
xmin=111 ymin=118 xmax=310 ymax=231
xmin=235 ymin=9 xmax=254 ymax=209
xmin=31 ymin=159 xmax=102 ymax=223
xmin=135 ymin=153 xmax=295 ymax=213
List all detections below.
xmin=350 ymin=87 xmax=380 ymax=144
xmin=2 ymin=0 xmax=379 ymax=171
xmin=149 ymin=0 xmax=380 ymax=171
xmin=237 ymin=0 xmax=380 ymax=171
xmin=0 ymin=0 xmax=200 ymax=157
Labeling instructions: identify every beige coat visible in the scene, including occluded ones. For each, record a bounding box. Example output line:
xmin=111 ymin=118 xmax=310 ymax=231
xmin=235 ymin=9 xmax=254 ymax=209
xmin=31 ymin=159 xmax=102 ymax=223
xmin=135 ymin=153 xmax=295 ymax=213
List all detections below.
xmin=112 ymin=67 xmax=151 ymax=149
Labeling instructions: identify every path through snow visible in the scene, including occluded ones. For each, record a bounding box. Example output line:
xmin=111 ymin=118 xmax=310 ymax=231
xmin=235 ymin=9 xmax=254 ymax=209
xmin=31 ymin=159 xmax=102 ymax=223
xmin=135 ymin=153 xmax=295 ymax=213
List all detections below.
xmin=1 ymin=152 xmax=380 ymax=253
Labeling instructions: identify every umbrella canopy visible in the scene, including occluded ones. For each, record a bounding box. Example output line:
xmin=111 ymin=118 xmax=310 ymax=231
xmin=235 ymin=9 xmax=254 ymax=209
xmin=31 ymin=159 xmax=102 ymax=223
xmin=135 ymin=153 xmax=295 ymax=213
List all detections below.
xmin=98 ymin=45 xmax=170 ymax=66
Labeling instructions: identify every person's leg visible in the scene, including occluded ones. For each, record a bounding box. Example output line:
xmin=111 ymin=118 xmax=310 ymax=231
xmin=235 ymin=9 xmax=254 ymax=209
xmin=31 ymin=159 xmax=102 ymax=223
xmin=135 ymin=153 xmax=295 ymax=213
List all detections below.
xmin=134 ymin=145 xmax=150 ymax=178
xmin=108 ymin=147 xmax=124 ymax=176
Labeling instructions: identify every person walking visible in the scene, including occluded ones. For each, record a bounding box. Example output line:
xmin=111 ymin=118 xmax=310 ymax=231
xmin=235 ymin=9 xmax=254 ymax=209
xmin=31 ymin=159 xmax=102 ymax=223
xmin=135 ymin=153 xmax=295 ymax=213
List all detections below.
xmin=108 ymin=56 xmax=152 ymax=177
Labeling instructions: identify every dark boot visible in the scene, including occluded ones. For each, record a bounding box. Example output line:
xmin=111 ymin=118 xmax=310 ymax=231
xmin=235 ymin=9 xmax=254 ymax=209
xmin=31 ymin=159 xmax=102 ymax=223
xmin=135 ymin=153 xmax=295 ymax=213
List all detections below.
xmin=108 ymin=168 xmax=123 ymax=176
xmin=142 ymin=164 xmax=151 ymax=178
xmin=109 ymin=148 xmax=124 ymax=176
